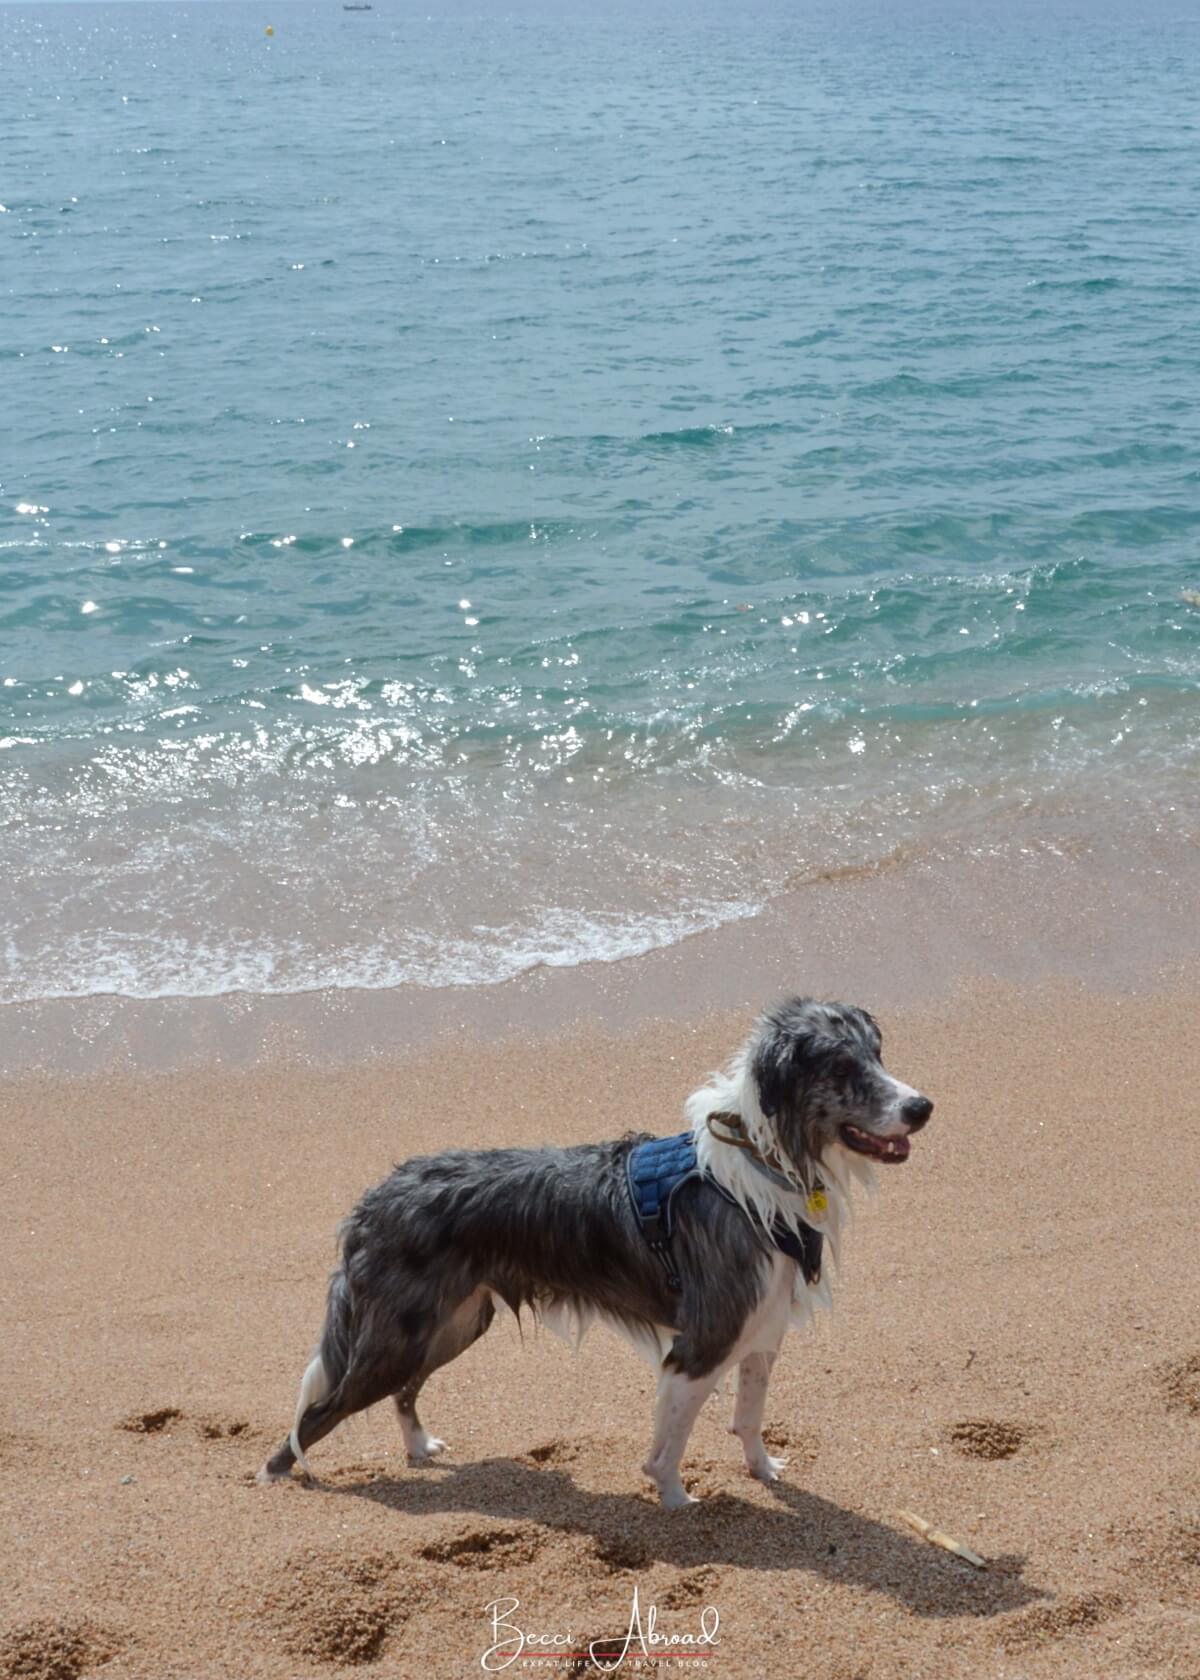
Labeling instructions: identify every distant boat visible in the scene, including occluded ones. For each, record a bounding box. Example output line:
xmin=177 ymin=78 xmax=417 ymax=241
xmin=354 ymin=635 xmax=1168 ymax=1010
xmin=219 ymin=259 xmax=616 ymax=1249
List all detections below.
xmin=343 ymin=4 xmax=372 ymax=9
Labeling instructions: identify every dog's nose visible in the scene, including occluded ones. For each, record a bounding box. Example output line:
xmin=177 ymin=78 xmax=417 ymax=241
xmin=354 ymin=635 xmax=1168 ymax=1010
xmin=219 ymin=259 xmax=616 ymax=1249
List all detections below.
xmin=902 ymin=1095 xmax=933 ymax=1130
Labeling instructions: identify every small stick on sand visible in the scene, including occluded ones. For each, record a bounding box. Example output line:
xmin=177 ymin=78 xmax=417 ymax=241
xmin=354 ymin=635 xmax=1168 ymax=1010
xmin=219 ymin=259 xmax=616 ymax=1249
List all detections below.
xmin=898 ymin=1509 xmax=988 ymax=1569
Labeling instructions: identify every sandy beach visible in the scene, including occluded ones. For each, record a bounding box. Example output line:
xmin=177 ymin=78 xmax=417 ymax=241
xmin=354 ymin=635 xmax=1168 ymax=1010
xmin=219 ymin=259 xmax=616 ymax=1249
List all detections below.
xmin=2 ymin=932 xmax=1198 ymax=1679
xmin=7 ymin=3 xmax=1200 ymax=1675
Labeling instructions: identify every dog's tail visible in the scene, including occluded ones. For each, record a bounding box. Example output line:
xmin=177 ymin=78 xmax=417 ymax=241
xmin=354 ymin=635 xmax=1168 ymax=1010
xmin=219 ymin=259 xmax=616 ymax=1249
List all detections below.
xmin=288 ymin=1267 xmax=354 ymax=1474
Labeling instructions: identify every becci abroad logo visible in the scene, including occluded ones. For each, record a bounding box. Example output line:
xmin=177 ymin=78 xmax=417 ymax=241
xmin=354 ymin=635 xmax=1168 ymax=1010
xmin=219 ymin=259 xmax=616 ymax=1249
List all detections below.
xmin=481 ymin=1585 xmax=720 ymax=1672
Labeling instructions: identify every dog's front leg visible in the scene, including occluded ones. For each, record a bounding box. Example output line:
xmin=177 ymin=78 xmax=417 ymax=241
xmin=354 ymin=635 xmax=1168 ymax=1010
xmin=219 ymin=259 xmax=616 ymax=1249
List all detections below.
xmin=729 ymin=1350 xmax=786 ymax=1483
xmin=642 ymin=1368 xmax=720 ymax=1509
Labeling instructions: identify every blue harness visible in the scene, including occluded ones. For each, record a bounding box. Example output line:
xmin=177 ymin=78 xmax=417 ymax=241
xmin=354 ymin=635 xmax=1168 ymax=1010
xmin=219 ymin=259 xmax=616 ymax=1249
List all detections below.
xmin=625 ymin=1130 xmax=823 ymax=1294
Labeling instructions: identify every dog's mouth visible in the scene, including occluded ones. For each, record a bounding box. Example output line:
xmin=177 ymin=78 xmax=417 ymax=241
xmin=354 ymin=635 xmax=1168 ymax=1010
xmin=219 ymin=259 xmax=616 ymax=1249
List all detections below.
xmin=839 ymin=1123 xmax=911 ymax=1164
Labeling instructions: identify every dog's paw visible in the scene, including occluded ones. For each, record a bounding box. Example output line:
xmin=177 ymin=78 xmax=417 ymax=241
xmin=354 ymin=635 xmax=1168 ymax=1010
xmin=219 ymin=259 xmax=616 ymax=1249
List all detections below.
xmin=256 ymin=1461 xmax=295 ymax=1486
xmin=746 ymin=1453 xmax=787 ymax=1484
xmin=406 ymin=1433 xmax=448 ymax=1467
xmin=659 ymin=1486 xmax=700 ymax=1511
xmin=642 ymin=1454 xmax=700 ymax=1509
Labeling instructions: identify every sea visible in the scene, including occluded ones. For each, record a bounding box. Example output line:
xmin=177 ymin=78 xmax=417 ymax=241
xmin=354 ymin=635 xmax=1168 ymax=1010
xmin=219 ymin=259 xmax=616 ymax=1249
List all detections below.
xmin=2 ymin=0 xmax=1198 ymax=1006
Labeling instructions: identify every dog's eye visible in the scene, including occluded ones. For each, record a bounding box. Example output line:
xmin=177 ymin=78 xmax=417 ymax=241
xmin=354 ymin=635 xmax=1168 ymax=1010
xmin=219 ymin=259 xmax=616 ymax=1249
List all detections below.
xmin=840 ymin=1045 xmax=877 ymax=1081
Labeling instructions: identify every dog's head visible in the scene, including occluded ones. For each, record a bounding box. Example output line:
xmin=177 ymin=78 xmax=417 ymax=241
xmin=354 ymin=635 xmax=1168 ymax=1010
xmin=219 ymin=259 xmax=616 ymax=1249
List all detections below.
xmin=750 ymin=997 xmax=931 ymax=1172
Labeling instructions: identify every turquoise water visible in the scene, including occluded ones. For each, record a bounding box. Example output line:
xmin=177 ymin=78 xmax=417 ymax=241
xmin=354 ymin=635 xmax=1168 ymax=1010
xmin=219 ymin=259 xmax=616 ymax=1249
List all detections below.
xmin=2 ymin=0 xmax=1198 ymax=1000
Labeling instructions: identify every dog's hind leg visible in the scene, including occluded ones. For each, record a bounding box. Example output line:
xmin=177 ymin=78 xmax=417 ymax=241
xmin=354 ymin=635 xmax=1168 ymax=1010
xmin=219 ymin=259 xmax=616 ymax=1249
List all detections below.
xmin=729 ymin=1350 xmax=786 ymax=1483
xmin=259 ymin=1352 xmax=424 ymax=1483
xmin=258 ymin=1291 xmax=436 ymax=1484
xmin=642 ymin=1366 xmax=723 ymax=1510
xmin=393 ymin=1287 xmax=495 ymax=1466
xmin=258 ymin=1350 xmax=332 ymax=1483
xmin=286 ymin=1324 xmax=437 ymax=1479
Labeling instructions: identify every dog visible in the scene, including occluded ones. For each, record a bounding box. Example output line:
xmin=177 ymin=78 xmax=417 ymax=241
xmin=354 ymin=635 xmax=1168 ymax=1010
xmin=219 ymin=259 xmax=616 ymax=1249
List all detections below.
xmin=258 ymin=996 xmax=932 ymax=1508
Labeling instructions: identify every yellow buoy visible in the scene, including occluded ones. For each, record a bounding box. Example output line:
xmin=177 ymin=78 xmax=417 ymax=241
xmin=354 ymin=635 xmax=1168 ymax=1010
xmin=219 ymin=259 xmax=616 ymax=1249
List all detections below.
xmin=265 ymin=24 xmax=274 ymax=35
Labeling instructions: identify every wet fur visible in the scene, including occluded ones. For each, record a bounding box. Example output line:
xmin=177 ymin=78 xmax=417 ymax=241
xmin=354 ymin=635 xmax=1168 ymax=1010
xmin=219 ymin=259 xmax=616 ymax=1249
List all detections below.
xmin=259 ymin=996 xmax=931 ymax=1504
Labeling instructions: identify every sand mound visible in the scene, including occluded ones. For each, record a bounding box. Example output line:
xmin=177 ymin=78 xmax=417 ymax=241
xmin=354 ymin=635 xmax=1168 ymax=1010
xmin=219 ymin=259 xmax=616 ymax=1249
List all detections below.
xmin=1160 ymin=1352 xmax=1200 ymax=1415
xmin=998 ymin=1590 xmax=1123 ymax=1651
xmin=1123 ymin=1513 xmax=1200 ymax=1601
xmin=0 ymin=1619 xmax=119 ymax=1680
xmin=259 ymin=1549 xmax=412 ymax=1667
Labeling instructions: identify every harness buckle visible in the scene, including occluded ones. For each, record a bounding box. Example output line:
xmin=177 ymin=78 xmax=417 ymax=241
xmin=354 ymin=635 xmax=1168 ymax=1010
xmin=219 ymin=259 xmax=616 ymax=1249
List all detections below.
xmin=648 ymin=1237 xmax=683 ymax=1295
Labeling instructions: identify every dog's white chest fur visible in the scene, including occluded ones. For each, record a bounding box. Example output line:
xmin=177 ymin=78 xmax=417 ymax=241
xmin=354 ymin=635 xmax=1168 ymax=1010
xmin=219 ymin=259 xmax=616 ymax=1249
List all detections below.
xmin=685 ymin=1053 xmax=877 ymax=1333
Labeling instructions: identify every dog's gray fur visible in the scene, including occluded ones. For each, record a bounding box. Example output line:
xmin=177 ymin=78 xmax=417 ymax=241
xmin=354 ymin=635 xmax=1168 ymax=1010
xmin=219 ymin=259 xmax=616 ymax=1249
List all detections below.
xmin=259 ymin=996 xmax=932 ymax=1502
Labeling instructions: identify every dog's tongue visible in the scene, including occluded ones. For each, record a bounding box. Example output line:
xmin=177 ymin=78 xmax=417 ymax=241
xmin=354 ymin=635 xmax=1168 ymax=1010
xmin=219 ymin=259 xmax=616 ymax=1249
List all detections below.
xmin=842 ymin=1125 xmax=911 ymax=1163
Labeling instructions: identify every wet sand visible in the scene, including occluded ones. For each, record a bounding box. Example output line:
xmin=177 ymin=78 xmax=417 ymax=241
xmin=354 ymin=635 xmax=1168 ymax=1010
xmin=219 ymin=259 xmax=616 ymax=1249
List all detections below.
xmin=1 ymin=967 xmax=1198 ymax=1678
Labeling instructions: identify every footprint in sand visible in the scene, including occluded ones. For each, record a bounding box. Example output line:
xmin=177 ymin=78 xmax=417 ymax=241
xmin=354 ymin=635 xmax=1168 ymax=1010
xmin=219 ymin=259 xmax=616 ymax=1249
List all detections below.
xmin=522 ymin=1438 xmax=581 ymax=1467
xmin=418 ymin=1526 xmax=544 ymax=1571
xmin=947 ymin=1417 xmax=1032 ymax=1460
xmin=589 ymin=1535 xmax=650 ymax=1574
xmin=657 ymin=1566 xmax=721 ymax=1609
xmin=195 ymin=1416 xmax=252 ymax=1441
xmin=118 ymin=1407 xmax=182 ymax=1435
xmin=763 ymin=1423 xmax=820 ymax=1462
xmin=118 ymin=1407 xmax=256 ymax=1445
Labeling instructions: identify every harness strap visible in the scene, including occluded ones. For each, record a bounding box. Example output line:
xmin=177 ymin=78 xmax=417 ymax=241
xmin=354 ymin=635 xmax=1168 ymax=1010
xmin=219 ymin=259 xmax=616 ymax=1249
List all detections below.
xmin=626 ymin=1131 xmax=823 ymax=1293
xmin=646 ymin=1237 xmax=682 ymax=1295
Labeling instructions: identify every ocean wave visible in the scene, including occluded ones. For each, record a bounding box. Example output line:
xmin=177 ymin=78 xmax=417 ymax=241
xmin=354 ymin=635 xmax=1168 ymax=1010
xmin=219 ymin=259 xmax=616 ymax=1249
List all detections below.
xmin=5 ymin=0 xmax=1200 ymax=1012
xmin=0 ymin=898 xmax=763 ymax=1005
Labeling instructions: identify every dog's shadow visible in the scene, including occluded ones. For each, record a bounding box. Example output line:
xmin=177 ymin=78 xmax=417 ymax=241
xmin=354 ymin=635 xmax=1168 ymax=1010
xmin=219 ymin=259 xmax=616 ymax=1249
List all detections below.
xmin=325 ymin=1458 xmax=1045 ymax=1620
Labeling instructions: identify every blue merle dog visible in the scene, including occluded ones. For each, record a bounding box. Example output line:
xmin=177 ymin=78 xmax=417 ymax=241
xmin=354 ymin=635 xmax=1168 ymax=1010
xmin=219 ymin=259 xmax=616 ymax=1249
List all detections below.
xmin=259 ymin=997 xmax=932 ymax=1509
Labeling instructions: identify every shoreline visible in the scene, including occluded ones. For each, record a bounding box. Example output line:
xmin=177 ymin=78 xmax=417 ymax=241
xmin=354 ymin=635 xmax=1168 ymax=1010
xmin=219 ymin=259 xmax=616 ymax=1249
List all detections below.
xmin=3 ymin=811 xmax=1197 ymax=1076
xmin=4 ymin=802 xmax=1196 ymax=1677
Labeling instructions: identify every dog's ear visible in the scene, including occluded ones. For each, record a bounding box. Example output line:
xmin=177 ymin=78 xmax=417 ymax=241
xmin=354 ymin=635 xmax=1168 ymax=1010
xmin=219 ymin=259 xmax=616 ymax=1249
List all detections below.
xmin=852 ymin=1006 xmax=883 ymax=1054
xmin=751 ymin=1018 xmax=809 ymax=1118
